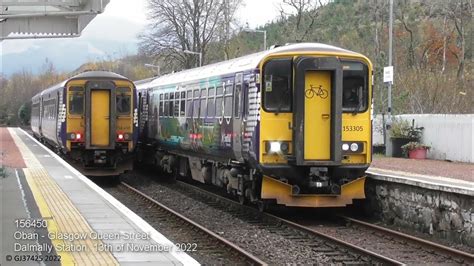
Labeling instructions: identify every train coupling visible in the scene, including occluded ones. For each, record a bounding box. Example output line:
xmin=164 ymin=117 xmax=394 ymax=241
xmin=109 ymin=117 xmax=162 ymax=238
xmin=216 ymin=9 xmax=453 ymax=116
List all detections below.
xmin=306 ymin=167 xmax=341 ymax=195
xmin=94 ymin=151 xmax=107 ymax=164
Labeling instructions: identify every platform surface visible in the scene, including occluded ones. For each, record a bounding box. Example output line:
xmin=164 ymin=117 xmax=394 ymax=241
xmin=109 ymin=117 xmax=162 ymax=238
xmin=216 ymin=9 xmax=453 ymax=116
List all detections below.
xmin=1 ymin=127 xmax=198 ymax=266
xmin=368 ymin=156 xmax=473 ymax=196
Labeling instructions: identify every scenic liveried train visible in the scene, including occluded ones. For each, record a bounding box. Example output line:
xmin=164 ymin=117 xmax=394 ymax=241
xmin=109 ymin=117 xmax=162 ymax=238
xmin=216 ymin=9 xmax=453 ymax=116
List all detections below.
xmin=31 ymin=71 xmax=138 ymax=175
xmin=135 ymin=43 xmax=373 ymax=209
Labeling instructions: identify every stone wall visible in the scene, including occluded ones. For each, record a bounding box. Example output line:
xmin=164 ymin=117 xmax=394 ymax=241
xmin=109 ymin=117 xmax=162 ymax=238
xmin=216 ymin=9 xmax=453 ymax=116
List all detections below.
xmin=365 ymin=178 xmax=474 ymax=247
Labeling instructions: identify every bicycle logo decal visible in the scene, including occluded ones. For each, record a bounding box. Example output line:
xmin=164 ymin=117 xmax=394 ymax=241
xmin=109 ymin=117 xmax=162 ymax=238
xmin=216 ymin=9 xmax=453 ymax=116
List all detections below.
xmin=305 ymin=84 xmax=328 ymax=99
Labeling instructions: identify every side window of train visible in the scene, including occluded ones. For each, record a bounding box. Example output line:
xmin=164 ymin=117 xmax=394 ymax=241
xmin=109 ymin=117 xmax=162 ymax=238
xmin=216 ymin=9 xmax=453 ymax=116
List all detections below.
xmin=116 ymin=87 xmax=131 ymax=115
xmin=216 ymin=84 xmax=224 ymax=117
xmin=164 ymin=93 xmax=170 ymax=117
xmin=180 ymin=91 xmax=186 ymax=116
xmin=169 ymin=92 xmax=174 ymax=117
xmin=234 ymin=84 xmax=242 ymax=118
xmin=263 ymin=58 xmax=292 ymax=112
xmin=224 ymin=83 xmax=233 ymax=117
xmin=186 ymin=90 xmax=193 ymax=118
xmin=207 ymin=86 xmax=216 ymax=118
xmin=174 ymin=92 xmax=180 ymax=117
xmin=342 ymin=61 xmax=368 ymax=113
xmin=200 ymin=88 xmax=207 ymax=118
xmin=159 ymin=93 xmax=164 ymax=117
xmin=193 ymin=89 xmax=200 ymax=118
xmin=69 ymin=86 xmax=84 ymax=115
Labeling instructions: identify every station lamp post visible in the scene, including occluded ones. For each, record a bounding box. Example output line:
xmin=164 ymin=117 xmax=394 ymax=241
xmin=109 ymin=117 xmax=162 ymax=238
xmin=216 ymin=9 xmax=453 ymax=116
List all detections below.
xmin=182 ymin=50 xmax=202 ymax=67
xmin=243 ymin=28 xmax=267 ymax=51
xmin=144 ymin=63 xmax=160 ymax=76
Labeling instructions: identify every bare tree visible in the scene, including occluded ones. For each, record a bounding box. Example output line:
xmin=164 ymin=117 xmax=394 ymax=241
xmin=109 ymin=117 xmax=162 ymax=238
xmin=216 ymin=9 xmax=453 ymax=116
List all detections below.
xmin=278 ymin=0 xmax=324 ymax=42
xmin=139 ymin=0 xmax=242 ymax=71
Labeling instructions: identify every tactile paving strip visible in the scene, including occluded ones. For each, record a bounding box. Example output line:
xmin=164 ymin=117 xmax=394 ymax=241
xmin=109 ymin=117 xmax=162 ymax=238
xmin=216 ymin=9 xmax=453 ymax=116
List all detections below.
xmin=9 ymin=128 xmax=118 ymax=266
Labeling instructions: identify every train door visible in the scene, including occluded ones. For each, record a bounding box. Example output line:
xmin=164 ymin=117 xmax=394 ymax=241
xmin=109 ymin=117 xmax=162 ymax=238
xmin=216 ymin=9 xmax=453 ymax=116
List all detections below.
xmin=39 ymin=94 xmax=43 ymax=135
xmin=232 ymin=73 xmax=244 ymax=162
xmin=85 ymin=80 xmax=116 ymax=150
xmin=304 ymin=71 xmax=331 ymax=160
xmin=90 ymin=90 xmax=110 ymax=146
xmin=293 ymin=57 xmax=343 ymax=165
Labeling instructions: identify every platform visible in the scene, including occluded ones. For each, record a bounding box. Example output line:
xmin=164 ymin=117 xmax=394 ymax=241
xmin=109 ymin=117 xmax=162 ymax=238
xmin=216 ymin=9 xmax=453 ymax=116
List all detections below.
xmin=1 ymin=127 xmax=199 ymax=265
xmin=368 ymin=157 xmax=474 ymax=196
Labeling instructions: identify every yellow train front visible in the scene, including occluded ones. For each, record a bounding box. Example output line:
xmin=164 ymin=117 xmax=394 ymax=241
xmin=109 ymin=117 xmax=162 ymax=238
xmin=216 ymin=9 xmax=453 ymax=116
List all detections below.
xmin=258 ymin=44 xmax=372 ymax=207
xmin=31 ymin=71 xmax=138 ymax=176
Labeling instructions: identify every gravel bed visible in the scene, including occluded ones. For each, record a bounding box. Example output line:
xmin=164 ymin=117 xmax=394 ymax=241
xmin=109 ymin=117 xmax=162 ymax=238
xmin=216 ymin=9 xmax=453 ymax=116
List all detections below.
xmin=105 ymin=184 xmax=247 ymax=265
xmin=297 ymin=219 xmax=469 ymax=264
xmin=118 ymin=170 xmax=364 ymax=264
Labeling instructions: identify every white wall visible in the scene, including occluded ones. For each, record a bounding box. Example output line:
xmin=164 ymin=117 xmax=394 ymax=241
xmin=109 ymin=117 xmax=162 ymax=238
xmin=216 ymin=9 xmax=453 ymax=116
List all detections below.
xmin=373 ymin=114 xmax=473 ymax=163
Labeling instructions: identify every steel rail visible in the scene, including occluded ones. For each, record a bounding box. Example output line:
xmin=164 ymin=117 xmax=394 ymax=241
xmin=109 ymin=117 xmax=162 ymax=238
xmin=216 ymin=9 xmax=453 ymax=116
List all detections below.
xmin=341 ymin=216 xmax=474 ymax=264
xmin=120 ymin=182 xmax=267 ymax=266
xmin=173 ymin=180 xmax=402 ymax=265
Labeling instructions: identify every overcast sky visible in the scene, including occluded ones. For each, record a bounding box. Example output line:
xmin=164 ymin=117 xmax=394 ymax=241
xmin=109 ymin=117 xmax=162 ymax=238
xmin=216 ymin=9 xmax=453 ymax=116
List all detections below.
xmin=0 ymin=0 xmax=284 ymax=74
xmin=101 ymin=0 xmax=283 ymax=28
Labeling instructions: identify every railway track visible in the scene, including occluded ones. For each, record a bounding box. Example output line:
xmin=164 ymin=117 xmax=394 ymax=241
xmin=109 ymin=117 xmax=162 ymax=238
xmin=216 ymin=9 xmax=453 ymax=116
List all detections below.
xmin=337 ymin=216 xmax=474 ymax=264
xmin=112 ymin=182 xmax=266 ymax=265
xmin=162 ymin=179 xmax=474 ymax=265
xmin=118 ymin=174 xmax=400 ymax=264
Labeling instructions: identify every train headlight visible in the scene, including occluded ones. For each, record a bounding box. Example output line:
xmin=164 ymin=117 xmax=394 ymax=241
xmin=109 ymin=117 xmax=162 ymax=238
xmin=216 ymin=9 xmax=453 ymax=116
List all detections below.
xmin=67 ymin=132 xmax=83 ymax=142
xmin=350 ymin=143 xmax=359 ymax=152
xmin=342 ymin=142 xmax=363 ymax=153
xmin=269 ymin=142 xmax=281 ymax=153
xmin=280 ymin=142 xmax=289 ymax=153
xmin=118 ymin=134 xmax=124 ymax=141
xmin=266 ymin=141 xmax=290 ymax=154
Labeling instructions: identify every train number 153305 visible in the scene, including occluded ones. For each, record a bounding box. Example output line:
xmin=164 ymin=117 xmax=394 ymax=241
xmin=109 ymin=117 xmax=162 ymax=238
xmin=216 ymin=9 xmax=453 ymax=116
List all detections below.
xmin=343 ymin=126 xmax=363 ymax=132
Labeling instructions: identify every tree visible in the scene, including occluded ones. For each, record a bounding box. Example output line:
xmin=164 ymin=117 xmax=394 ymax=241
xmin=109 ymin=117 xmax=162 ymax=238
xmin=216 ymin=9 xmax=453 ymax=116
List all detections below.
xmin=18 ymin=102 xmax=31 ymax=125
xmin=139 ymin=0 xmax=242 ymax=71
xmin=278 ymin=0 xmax=325 ymax=42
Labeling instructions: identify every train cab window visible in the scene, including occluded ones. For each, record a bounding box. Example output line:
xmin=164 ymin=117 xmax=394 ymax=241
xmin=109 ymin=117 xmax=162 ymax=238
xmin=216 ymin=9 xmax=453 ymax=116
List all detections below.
xmin=207 ymin=87 xmax=216 ymax=118
xmin=193 ymin=89 xmax=200 ymax=118
xmin=200 ymin=89 xmax=207 ymax=118
xmin=186 ymin=90 xmax=193 ymax=118
xmin=342 ymin=61 xmax=368 ymax=113
xmin=180 ymin=91 xmax=186 ymax=116
xmin=159 ymin=94 xmax=164 ymax=116
xmin=262 ymin=58 xmax=292 ymax=112
xmin=224 ymin=84 xmax=233 ymax=117
xmin=68 ymin=87 xmax=84 ymax=115
xmin=116 ymin=87 xmax=131 ymax=115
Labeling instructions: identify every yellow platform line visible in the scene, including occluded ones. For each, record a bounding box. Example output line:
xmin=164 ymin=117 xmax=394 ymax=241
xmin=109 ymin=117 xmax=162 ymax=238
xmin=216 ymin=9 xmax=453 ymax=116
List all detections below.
xmin=9 ymin=128 xmax=118 ymax=266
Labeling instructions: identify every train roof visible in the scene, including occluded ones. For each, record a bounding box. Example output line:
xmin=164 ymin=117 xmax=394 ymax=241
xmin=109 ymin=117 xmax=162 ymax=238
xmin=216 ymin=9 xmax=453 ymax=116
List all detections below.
xmin=147 ymin=43 xmax=362 ymax=88
xmin=134 ymin=77 xmax=156 ymax=90
xmin=69 ymin=70 xmax=131 ymax=81
xmin=32 ymin=71 xmax=132 ymax=99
